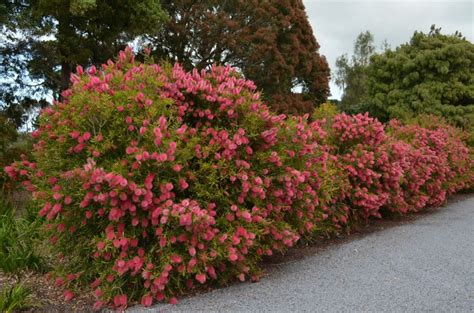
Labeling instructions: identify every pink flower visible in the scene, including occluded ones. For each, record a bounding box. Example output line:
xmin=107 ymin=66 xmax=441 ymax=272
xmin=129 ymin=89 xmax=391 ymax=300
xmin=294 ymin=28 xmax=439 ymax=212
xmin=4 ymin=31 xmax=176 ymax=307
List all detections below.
xmin=57 ymin=223 xmax=65 ymax=232
xmin=141 ymin=295 xmax=153 ymax=307
xmin=158 ymin=116 xmax=167 ymax=129
xmin=176 ymin=125 xmax=187 ymax=135
xmin=88 ymin=65 xmax=97 ymax=75
xmin=64 ymin=290 xmax=74 ymax=301
xmin=229 ymin=253 xmax=238 ymax=262
xmin=94 ymin=288 xmax=103 ymax=298
xmin=158 ymin=153 xmax=167 ymax=162
xmin=241 ymin=211 xmax=251 ymax=222
xmin=76 ymin=65 xmax=84 ymax=75
xmin=195 ymin=273 xmax=207 ymax=284
xmin=179 ymin=178 xmax=189 ymax=190
xmin=179 ymin=213 xmax=192 ymax=226
xmin=55 ymin=277 xmax=64 ymax=286
xmin=70 ymin=131 xmax=80 ymax=139
xmin=64 ymin=196 xmax=72 ymax=205
xmin=93 ymin=301 xmax=104 ymax=310
xmin=113 ymin=294 xmax=127 ymax=307
xmin=170 ymin=254 xmax=182 ymax=263
xmin=169 ymin=297 xmax=178 ymax=305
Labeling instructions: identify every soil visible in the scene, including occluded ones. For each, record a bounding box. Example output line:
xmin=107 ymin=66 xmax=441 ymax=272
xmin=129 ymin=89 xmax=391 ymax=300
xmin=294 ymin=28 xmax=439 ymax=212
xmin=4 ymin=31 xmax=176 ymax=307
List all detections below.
xmin=0 ymin=272 xmax=95 ymax=312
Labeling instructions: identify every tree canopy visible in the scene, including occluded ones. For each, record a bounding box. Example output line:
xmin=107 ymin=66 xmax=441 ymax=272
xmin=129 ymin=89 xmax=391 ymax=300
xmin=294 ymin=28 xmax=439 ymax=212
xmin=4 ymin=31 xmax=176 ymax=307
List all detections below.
xmin=149 ymin=0 xmax=330 ymax=115
xmin=334 ymin=31 xmax=377 ymax=114
xmin=366 ymin=26 xmax=474 ymax=129
xmin=0 ymin=0 xmax=167 ymax=128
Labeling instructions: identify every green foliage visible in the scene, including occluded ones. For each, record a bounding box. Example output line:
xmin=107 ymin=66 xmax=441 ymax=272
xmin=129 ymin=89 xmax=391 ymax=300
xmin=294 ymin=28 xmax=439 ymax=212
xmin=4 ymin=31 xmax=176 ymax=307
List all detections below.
xmin=0 ymin=115 xmax=17 ymax=159
xmin=366 ymin=26 xmax=474 ymax=133
xmin=0 ymin=282 xmax=34 ymax=313
xmin=0 ymin=116 xmax=33 ymax=197
xmin=1 ymin=137 xmax=32 ymax=201
xmin=335 ymin=31 xmax=378 ymax=113
xmin=312 ymin=102 xmax=339 ymax=121
xmin=0 ymin=198 xmax=45 ymax=275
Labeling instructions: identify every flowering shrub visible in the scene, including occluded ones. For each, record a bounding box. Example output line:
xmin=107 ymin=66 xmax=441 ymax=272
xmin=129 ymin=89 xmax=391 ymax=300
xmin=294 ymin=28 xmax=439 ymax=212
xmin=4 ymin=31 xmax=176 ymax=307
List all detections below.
xmin=4 ymin=49 xmax=473 ymax=310
xmin=4 ymin=48 xmax=348 ymax=310
xmin=386 ymin=117 xmax=473 ymax=212
xmin=324 ymin=113 xmax=473 ymax=218
xmin=324 ymin=113 xmax=400 ymax=220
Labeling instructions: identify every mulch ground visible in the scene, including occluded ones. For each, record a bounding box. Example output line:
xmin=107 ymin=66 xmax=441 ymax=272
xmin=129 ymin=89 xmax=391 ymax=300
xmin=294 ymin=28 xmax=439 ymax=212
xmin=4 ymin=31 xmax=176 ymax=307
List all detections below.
xmin=0 ymin=272 xmax=95 ymax=312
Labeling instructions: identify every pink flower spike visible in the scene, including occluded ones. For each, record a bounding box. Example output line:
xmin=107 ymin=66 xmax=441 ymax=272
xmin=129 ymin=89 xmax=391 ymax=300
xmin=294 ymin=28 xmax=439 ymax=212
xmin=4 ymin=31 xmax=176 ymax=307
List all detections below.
xmin=64 ymin=290 xmax=74 ymax=301
xmin=141 ymin=295 xmax=153 ymax=307
xmin=97 ymin=241 xmax=105 ymax=250
xmin=169 ymin=297 xmax=178 ymax=305
xmin=196 ymin=273 xmax=207 ymax=284
xmin=64 ymin=196 xmax=72 ymax=205
xmin=113 ymin=294 xmax=127 ymax=307
xmin=170 ymin=254 xmax=182 ymax=264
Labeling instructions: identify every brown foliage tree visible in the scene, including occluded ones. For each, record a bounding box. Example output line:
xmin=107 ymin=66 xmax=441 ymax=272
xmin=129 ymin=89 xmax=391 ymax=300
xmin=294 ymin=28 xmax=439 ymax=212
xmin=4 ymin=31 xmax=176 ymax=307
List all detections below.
xmin=149 ymin=0 xmax=330 ymax=115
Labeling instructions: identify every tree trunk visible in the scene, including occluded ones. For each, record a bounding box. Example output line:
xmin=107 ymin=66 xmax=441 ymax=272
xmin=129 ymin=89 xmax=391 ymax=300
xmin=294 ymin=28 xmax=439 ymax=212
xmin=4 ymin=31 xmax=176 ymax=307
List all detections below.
xmin=60 ymin=61 xmax=72 ymax=95
xmin=57 ymin=15 xmax=74 ymax=101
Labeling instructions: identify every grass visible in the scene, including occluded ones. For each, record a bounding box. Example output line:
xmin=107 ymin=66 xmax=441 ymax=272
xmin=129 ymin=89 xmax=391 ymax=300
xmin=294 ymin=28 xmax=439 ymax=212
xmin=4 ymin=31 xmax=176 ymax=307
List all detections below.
xmin=0 ymin=281 xmax=35 ymax=312
xmin=0 ymin=195 xmax=43 ymax=311
xmin=0 ymin=196 xmax=46 ymax=275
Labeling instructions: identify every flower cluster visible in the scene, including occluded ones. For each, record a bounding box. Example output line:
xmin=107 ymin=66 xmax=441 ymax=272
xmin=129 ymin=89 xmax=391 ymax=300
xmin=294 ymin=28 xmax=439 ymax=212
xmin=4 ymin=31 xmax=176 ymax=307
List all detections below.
xmin=385 ymin=119 xmax=473 ymax=212
xmin=325 ymin=113 xmax=473 ymax=219
xmin=327 ymin=113 xmax=397 ymax=220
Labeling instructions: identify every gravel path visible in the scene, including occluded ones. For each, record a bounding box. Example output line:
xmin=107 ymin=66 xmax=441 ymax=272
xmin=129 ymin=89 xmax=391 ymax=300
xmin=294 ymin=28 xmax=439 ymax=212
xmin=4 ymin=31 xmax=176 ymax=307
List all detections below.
xmin=129 ymin=195 xmax=474 ymax=313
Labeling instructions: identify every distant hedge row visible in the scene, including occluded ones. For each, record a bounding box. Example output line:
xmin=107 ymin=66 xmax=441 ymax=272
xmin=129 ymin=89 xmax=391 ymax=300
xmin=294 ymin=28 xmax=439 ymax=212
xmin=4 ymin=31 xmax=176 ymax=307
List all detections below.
xmin=5 ymin=49 xmax=473 ymax=310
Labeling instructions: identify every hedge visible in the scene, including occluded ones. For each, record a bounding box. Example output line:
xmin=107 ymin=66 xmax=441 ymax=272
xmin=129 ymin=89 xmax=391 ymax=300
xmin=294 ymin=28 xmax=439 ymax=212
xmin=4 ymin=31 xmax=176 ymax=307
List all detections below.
xmin=5 ymin=48 xmax=474 ymax=310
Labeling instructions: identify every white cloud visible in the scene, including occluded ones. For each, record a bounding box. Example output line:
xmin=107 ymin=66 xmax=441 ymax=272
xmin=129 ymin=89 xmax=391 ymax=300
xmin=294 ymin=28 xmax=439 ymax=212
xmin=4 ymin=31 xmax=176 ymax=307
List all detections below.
xmin=303 ymin=0 xmax=473 ymax=99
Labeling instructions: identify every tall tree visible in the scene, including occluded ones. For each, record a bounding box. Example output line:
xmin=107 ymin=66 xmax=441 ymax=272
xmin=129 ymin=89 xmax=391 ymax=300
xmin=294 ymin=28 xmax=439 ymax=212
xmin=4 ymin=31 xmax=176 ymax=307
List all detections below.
xmin=366 ymin=25 xmax=474 ymax=131
xmin=334 ymin=31 xmax=376 ymax=113
xmin=149 ymin=0 xmax=330 ymax=115
xmin=0 ymin=0 xmax=167 ymax=128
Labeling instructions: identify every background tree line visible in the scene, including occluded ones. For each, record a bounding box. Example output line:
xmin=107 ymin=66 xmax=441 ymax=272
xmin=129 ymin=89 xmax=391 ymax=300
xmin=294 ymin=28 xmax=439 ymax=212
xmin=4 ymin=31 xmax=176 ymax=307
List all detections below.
xmin=335 ymin=25 xmax=473 ymax=143
xmin=1 ymin=2 xmax=473 ymax=157
xmin=0 ymin=0 xmax=330 ymax=131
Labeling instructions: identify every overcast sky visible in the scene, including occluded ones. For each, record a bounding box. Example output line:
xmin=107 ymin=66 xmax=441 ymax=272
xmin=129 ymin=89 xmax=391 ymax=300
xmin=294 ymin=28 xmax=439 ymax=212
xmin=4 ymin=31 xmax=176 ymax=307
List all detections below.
xmin=303 ymin=0 xmax=473 ymax=99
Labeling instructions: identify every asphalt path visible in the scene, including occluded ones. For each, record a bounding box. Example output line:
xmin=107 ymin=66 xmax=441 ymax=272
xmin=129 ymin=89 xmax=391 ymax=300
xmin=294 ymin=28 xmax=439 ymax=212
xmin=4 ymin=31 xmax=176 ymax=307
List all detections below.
xmin=129 ymin=195 xmax=474 ymax=313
